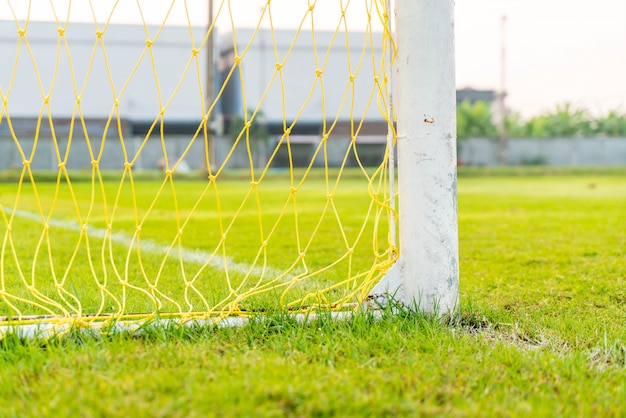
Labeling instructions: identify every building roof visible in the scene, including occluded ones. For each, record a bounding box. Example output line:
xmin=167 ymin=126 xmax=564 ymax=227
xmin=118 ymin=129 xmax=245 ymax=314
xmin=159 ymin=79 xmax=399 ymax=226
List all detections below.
xmin=456 ymin=88 xmax=496 ymax=104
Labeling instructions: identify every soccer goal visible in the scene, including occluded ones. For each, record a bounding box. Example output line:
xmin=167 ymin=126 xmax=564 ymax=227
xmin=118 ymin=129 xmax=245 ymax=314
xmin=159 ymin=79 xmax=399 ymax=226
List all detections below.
xmin=0 ymin=0 xmax=457 ymax=337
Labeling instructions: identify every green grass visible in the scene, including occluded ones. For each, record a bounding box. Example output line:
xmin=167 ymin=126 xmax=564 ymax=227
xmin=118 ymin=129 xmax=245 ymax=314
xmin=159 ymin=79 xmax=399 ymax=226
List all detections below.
xmin=0 ymin=167 xmax=392 ymax=317
xmin=1 ymin=168 xmax=626 ymax=416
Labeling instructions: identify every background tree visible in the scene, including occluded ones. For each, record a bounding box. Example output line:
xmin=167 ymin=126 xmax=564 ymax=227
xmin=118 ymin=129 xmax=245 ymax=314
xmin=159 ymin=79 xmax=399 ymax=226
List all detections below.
xmin=456 ymin=100 xmax=498 ymax=139
xmin=525 ymin=103 xmax=592 ymax=138
xmin=457 ymin=101 xmax=626 ymax=139
xmin=592 ymin=109 xmax=626 ymax=137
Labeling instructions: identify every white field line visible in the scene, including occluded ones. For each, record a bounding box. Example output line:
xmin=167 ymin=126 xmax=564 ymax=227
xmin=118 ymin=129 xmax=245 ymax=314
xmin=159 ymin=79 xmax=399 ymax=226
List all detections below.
xmin=6 ymin=209 xmax=287 ymax=279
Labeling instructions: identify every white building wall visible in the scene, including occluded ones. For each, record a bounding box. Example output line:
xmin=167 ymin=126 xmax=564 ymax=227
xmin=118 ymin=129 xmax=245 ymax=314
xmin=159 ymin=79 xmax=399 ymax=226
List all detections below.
xmin=0 ymin=20 xmax=211 ymax=122
xmin=220 ymin=28 xmax=389 ymax=125
xmin=1 ymin=21 xmax=388 ymax=127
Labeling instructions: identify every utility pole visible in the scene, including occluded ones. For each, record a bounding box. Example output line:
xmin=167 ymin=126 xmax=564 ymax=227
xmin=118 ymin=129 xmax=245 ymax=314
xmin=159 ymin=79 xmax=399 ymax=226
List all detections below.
xmin=206 ymin=0 xmax=216 ymax=170
xmin=498 ymin=14 xmax=508 ymax=165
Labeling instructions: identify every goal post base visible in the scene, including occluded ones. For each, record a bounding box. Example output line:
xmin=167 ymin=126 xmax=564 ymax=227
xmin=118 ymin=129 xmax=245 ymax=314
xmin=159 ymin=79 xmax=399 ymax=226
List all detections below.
xmin=368 ymin=259 xmax=459 ymax=316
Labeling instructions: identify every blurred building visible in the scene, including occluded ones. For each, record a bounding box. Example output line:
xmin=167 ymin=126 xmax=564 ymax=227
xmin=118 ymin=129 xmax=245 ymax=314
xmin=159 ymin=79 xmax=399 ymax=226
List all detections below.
xmin=0 ymin=21 xmax=392 ymax=168
xmin=1 ymin=21 xmax=391 ymax=134
xmin=456 ymin=88 xmax=496 ymax=104
xmin=0 ymin=19 xmax=217 ymax=136
xmin=218 ymin=28 xmax=390 ymax=138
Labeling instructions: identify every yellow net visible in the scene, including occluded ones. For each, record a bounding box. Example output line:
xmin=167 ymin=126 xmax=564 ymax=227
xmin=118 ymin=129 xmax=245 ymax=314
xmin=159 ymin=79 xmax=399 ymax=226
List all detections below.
xmin=0 ymin=0 xmax=397 ymax=333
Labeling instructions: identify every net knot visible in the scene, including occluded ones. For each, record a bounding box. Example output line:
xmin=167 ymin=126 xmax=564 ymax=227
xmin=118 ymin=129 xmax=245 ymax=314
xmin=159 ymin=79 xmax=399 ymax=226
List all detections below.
xmin=17 ymin=29 xmax=26 ymax=37
xmin=315 ymin=68 xmax=323 ymax=77
xmin=349 ymin=74 xmax=356 ymax=82
xmin=43 ymin=95 xmax=50 ymax=104
xmin=95 ymin=30 xmax=103 ymax=39
xmin=191 ymin=48 xmax=199 ymax=56
xmin=58 ymin=162 xmax=65 ymax=169
xmin=22 ymin=160 xmax=31 ymax=167
xmin=234 ymin=55 xmax=242 ymax=64
xmin=124 ymin=162 xmax=132 ymax=170
xmin=208 ymin=174 xmax=217 ymax=182
xmin=91 ymin=160 xmax=99 ymax=167
xmin=275 ymin=62 xmax=283 ymax=71
xmin=146 ymin=39 xmax=154 ymax=47
xmin=57 ymin=28 xmax=65 ymax=36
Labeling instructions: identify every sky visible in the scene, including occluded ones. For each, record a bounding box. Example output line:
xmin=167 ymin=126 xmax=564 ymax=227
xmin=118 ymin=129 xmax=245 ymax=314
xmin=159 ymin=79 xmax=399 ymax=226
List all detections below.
xmin=455 ymin=0 xmax=626 ymax=117
xmin=2 ymin=0 xmax=625 ymax=117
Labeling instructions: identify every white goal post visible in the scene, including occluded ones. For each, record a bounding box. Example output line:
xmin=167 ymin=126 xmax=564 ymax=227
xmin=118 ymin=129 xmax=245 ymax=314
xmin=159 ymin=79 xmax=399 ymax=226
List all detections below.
xmin=370 ymin=0 xmax=459 ymax=315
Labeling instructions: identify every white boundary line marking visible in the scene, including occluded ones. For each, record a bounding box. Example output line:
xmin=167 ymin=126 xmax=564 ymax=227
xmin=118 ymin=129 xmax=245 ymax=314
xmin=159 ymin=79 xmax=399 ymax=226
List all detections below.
xmin=0 ymin=209 xmax=314 ymax=339
xmin=7 ymin=208 xmax=287 ymax=279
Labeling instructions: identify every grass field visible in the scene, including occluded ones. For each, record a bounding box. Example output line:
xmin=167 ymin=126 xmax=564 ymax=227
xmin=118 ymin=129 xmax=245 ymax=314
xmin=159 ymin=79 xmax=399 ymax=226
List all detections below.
xmin=0 ymin=168 xmax=393 ymax=319
xmin=1 ymin=168 xmax=626 ymax=417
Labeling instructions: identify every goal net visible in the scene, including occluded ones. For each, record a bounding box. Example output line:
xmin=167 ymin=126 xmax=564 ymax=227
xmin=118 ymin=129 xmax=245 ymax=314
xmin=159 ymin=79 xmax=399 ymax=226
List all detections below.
xmin=0 ymin=0 xmax=398 ymax=334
